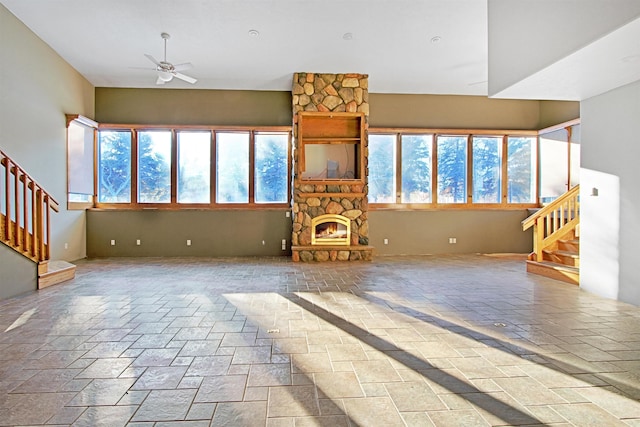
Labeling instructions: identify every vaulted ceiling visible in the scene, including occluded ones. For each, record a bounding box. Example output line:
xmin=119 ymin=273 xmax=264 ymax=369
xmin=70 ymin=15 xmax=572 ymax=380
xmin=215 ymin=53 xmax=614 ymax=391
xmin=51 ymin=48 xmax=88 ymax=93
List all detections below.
xmin=3 ymin=0 xmax=640 ymax=100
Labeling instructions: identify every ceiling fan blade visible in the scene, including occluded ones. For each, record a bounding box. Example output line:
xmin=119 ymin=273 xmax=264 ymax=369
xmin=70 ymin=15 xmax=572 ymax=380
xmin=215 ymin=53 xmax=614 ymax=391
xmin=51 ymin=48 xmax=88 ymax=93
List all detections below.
xmin=172 ymin=62 xmax=193 ymax=72
xmin=174 ymin=72 xmax=197 ymax=84
xmin=145 ymin=54 xmax=161 ymax=66
xmin=156 ymin=76 xmax=166 ymax=85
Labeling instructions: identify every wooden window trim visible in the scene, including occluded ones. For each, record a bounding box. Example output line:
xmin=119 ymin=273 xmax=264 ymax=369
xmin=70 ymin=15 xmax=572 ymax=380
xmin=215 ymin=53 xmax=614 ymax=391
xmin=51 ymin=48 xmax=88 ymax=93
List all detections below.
xmin=94 ymin=124 xmax=292 ymax=210
xmin=369 ymin=126 xmax=552 ymax=211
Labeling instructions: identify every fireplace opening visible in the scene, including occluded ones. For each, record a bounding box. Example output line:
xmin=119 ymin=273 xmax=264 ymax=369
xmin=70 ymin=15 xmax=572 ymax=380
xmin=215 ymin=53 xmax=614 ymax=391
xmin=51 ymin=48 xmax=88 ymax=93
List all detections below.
xmin=311 ymin=214 xmax=350 ymax=246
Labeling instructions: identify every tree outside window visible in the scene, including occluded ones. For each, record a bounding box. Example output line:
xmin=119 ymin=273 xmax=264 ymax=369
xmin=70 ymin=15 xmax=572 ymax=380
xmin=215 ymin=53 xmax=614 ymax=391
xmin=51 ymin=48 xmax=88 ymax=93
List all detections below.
xmin=178 ymin=131 xmax=211 ymax=203
xmin=402 ymin=134 xmax=432 ymax=203
xmin=437 ymin=136 xmax=467 ymax=203
xmin=255 ymin=133 xmax=288 ymax=204
xmin=472 ymin=137 xmax=502 ymax=203
xmin=216 ymin=132 xmax=249 ymax=203
xmin=138 ymin=131 xmax=171 ymax=203
xmin=98 ymin=130 xmax=131 ymax=203
xmin=368 ymin=134 xmax=396 ymax=203
xmin=508 ymin=137 xmax=536 ymax=203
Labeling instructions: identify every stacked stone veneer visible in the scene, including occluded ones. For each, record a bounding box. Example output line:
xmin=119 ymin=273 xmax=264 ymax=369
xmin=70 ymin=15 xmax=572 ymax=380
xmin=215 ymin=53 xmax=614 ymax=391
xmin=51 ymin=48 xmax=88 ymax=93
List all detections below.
xmin=291 ymin=72 xmax=373 ymax=262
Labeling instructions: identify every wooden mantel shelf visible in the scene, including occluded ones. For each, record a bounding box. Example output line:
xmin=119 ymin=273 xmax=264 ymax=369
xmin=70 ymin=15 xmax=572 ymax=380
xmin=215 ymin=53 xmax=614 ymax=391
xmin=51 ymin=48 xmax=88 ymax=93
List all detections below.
xmin=296 ymin=192 xmax=365 ymax=198
xmin=292 ymin=245 xmax=375 ymax=251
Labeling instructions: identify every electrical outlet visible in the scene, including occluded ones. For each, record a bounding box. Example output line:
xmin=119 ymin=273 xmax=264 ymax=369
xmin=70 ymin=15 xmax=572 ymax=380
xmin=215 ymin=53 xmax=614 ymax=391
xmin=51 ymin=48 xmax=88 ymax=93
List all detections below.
xmin=262 ymin=240 xmax=266 ymax=245
xmin=110 ymin=239 xmax=116 ymax=246
xmin=449 ymin=237 xmax=457 ymax=244
xmin=285 ymin=211 xmax=290 ymax=218
xmin=136 ymin=239 xmax=141 ymax=246
xmin=186 ymin=239 xmax=192 ymax=246
xmin=383 ymin=238 xmax=389 ymax=245
xmin=64 ymin=243 xmax=68 ymax=249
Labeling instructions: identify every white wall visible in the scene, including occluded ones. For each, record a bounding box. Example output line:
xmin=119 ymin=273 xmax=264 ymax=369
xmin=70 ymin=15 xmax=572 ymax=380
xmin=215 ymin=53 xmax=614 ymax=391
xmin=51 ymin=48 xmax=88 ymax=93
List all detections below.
xmin=488 ymin=0 xmax=640 ymax=96
xmin=0 ymin=4 xmax=94 ymax=262
xmin=581 ymin=79 xmax=640 ymax=305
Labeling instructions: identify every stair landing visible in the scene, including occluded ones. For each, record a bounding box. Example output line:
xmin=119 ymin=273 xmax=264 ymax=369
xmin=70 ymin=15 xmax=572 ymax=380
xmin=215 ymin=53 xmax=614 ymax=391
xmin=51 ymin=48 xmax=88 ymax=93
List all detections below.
xmin=38 ymin=260 xmax=76 ymax=289
xmin=526 ymin=260 xmax=579 ymax=285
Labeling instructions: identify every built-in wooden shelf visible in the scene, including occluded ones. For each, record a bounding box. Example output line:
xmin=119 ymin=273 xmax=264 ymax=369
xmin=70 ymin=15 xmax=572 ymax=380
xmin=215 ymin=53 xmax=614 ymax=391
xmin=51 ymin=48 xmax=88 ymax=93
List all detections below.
xmin=297 ymin=111 xmax=365 ymax=184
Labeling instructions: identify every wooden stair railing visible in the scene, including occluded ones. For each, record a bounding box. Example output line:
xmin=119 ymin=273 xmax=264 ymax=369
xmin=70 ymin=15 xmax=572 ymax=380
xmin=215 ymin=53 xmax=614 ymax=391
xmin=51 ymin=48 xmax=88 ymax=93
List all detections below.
xmin=1 ymin=150 xmax=59 ymax=264
xmin=522 ymin=185 xmax=580 ymax=262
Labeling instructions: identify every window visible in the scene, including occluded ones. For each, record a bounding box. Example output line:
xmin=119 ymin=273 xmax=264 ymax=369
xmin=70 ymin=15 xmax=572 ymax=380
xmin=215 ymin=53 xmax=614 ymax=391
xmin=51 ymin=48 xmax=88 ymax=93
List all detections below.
xmin=255 ymin=133 xmax=288 ymax=204
xmin=539 ymin=128 xmax=569 ymax=203
xmin=66 ymin=116 xmax=96 ymax=207
xmin=507 ymin=137 xmax=536 ymax=203
xmin=216 ymin=132 xmax=249 ymax=204
xmin=437 ymin=136 xmax=467 ymax=204
xmin=138 ymin=131 xmax=172 ymax=203
xmin=98 ymin=130 xmax=132 ymax=203
xmin=95 ymin=126 xmax=290 ymax=208
xmin=368 ymin=134 xmax=396 ymax=203
xmin=178 ymin=131 xmax=211 ymax=204
xmin=368 ymin=130 xmax=541 ymax=208
xmin=472 ymin=136 xmax=502 ymax=203
xmin=402 ymin=134 xmax=432 ymax=203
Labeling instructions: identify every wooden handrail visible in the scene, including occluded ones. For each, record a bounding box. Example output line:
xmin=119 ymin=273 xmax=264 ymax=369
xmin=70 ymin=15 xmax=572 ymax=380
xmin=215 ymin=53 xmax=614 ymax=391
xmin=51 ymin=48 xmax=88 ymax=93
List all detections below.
xmin=1 ymin=150 xmax=59 ymax=263
xmin=522 ymin=185 xmax=580 ymax=261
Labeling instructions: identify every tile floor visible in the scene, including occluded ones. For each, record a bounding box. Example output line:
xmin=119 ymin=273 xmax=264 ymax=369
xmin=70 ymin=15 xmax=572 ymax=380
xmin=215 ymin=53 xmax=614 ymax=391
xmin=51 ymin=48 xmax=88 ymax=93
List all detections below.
xmin=1 ymin=255 xmax=640 ymax=426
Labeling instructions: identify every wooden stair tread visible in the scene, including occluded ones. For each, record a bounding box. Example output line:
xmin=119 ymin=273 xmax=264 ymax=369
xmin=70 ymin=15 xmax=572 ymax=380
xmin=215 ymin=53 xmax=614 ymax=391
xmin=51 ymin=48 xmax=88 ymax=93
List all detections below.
xmin=528 ymin=260 xmax=578 ymax=272
xmin=544 ymin=249 xmax=579 ymax=258
xmin=560 ymin=239 xmax=580 ymax=245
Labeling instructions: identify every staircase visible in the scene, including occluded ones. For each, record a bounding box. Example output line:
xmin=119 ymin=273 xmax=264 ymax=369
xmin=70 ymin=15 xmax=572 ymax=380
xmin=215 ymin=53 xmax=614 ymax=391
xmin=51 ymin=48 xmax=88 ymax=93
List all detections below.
xmin=1 ymin=150 xmax=75 ymax=290
xmin=522 ymin=185 xmax=579 ymax=285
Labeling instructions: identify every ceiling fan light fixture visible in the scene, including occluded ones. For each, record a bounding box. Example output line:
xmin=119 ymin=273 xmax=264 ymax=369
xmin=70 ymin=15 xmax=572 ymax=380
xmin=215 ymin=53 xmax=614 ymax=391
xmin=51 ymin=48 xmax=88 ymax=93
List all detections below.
xmin=158 ymin=70 xmax=173 ymax=82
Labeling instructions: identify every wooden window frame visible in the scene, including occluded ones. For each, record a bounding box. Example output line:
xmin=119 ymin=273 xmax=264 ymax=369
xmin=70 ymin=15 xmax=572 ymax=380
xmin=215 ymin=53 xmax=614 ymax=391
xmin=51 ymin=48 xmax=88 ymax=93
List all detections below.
xmin=94 ymin=124 xmax=291 ymax=210
xmin=369 ymin=127 xmax=541 ymax=211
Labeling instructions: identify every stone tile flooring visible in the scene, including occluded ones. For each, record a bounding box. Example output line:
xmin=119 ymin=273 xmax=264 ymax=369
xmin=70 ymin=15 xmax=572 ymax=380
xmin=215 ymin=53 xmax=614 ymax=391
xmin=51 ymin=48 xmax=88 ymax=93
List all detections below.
xmin=1 ymin=255 xmax=640 ymax=426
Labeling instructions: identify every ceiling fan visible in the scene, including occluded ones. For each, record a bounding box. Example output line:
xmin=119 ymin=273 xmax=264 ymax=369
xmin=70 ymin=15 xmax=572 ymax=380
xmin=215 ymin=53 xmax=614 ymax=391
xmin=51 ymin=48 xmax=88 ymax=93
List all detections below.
xmin=144 ymin=32 xmax=197 ymax=85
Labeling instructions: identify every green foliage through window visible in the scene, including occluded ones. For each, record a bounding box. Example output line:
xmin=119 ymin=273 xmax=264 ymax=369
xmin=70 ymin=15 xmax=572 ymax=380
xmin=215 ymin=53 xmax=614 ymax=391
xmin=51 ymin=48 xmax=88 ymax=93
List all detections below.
xmin=255 ymin=134 xmax=288 ymax=204
xmin=96 ymin=128 xmax=290 ymax=207
xmin=98 ymin=131 xmax=131 ymax=203
xmin=369 ymin=132 xmax=538 ymax=206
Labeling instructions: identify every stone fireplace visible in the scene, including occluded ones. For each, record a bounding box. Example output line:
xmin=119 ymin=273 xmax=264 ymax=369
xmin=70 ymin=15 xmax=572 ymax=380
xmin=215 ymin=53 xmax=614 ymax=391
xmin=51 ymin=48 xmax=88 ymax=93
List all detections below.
xmin=291 ymin=72 xmax=373 ymax=262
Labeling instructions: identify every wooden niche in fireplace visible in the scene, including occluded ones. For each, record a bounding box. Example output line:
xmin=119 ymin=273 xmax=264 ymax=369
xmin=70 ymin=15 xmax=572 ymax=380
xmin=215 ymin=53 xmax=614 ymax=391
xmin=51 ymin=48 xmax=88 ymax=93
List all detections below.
xmin=296 ymin=111 xmax=365 ymax=184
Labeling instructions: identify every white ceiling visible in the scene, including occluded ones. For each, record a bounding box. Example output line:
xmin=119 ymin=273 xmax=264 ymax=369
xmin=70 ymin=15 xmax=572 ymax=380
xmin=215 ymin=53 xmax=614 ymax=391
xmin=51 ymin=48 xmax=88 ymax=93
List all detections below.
xmin=3 ymin=0 xmax=640 ymax=99
xmin=1 ymin=0 xmax=489 ymax=94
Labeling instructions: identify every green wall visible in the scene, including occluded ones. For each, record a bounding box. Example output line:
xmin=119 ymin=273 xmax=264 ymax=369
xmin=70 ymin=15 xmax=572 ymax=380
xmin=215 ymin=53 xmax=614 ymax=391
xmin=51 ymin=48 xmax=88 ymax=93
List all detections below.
xmin=87 ymin=210 xmax=291 ymax=257
xmin=96 ymin=87 xmax=579 ymax=130
xmin=90 ymin=87 xmax=578 ymax=258
xmin=95 ymin=88 xmax=291 ymax=126
xmin=369 ymin=210 xmax=531 ymax=255
xmin=369 ymin=94 xmax=578 ymax=129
